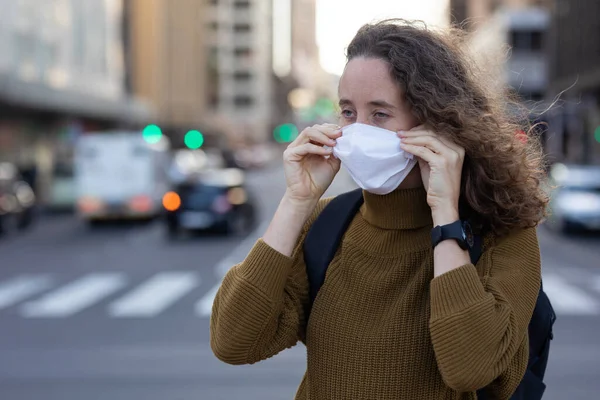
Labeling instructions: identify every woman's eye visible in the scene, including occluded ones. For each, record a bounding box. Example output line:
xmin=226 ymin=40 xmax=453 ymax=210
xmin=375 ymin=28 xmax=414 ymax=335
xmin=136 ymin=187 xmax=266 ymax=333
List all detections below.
xmin=374 ymin=112 xmax=389 ymax=119
xmin=341 ymin=110 xmax=355 ymax=118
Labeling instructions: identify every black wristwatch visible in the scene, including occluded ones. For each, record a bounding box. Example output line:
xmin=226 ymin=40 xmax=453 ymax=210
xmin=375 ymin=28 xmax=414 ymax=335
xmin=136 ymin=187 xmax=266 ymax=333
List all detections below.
xmin=431 ymin=220 xmax=474 ymax=250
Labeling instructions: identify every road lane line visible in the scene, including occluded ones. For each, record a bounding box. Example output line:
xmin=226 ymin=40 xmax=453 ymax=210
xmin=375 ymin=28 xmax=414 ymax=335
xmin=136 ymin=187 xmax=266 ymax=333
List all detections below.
xmin=195 ymin=219 xmax=270 ymax=318
xmin=195 ymin=283 xmax=220 ymax=317
xmin=20 ymin=273 xmax=127 ymax=318
xmin=108 ymin=272 xmax=199 ymax=317
xmin=0 ymin=275 xmax=54 ymax=310
xmin=543 ymin=273 xmax=599 ymax=315
xmin=591 ymin=276 xmax=600 ymax=294
xmin=215 ymin=219 xmax=270 ymax=277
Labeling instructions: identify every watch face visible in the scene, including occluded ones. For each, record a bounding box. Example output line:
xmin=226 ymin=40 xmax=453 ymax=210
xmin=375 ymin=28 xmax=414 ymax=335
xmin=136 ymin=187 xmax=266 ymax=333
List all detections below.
xmin=462 ymin=221 xmax=474 ymax=248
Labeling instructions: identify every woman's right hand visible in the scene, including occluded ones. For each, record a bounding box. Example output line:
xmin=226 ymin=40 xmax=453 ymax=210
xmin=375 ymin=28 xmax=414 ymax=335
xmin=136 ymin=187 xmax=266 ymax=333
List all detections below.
xmin=283 ymin=123 xmax=342 ymax=206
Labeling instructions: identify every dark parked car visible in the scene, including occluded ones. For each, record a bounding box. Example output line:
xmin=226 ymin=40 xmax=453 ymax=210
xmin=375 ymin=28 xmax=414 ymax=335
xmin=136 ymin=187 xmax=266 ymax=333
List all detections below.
xmin=0 ymin=162 xmax=36 ymax=235
xmin=163 ymin=168 xmax=257 ymax=238
xmin=545 ymin=163 xmax=600 ymax=233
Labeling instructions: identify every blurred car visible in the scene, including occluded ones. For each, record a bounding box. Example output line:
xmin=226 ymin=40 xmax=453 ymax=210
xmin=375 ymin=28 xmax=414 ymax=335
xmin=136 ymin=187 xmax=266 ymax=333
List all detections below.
xmin=545 ymin=163 xmax=600 ymax=233
xmin=163 ymin=168 xmax=257 ymax=237
xmin=233 ymin=144 xmax=276 ymax=170
xmin=0 ymin=162 xmax=36 ymax=235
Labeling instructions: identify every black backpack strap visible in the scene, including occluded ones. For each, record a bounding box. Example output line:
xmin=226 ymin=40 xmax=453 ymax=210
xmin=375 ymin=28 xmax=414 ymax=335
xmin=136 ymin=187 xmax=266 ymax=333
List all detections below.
xmin=303 ymin=188 xmax=364 ymax=319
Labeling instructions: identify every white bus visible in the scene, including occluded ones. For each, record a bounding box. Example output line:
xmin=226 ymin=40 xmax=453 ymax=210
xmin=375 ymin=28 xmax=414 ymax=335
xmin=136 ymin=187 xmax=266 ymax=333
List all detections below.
xmin=74 ymin=131 xmax=171 ymax=222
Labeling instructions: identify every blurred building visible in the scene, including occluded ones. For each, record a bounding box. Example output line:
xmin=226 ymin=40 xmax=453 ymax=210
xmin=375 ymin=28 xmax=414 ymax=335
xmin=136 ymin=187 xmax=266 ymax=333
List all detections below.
xmin=449 ymin=0 xmax=550 ymax=102
xmin=0 ymin=0 xmax=150 ymax=202
xmin=272 ymin=0 xmax=335 ymax=133
xmin=206 ymin=0 xmax=275 ymax=143
xmin=290 ymin=0 xmax=323 ymax=94
xmin=126 ymin=0 xmax=213 ymax=147
xmin=545 ymin=0 xmax=600 ymax=165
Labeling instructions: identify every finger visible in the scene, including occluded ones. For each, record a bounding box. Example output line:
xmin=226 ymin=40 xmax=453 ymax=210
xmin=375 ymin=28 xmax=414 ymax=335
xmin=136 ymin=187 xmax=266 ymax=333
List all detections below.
xmin=314 ymin=124 xmax=343 ymax=139
xmin=321 ymin=123 xmax=342 ymax=130
xmin=399 ymin=143 xmax=441 ymax=164
xmin=400 ymin=129 xmax=465 ymax=156
xmin=400 ymin=135 xmax=450 ymax=155
xmin=290 ymin=125 xmax=340 ymax=148
xmin=305 ymin=127 xmax=339 ymax=147
xmin=402 ymin=125 xmax=428 ymax=135
xmin=437 ymin=136 xmax=465 ymax=156
xmin=288 ymin=143 xmax=333 ymax=158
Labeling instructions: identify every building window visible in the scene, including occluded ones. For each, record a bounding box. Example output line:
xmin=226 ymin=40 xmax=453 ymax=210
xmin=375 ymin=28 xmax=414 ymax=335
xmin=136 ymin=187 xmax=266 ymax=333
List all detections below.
xmin=41 ymin=40 xmax=59 ymax=73
xmin=234 ymin=0 xmax=251 ymax=8
xmin=233 ymin=71 xmax=252 ymax=81
xmin=233 ymin=23 xmax=252 ymax=33
xmin=234 ymin=48 xmax=252 ymax=57
xmin=209 ymin=21 xmax=219 ymax=30
xmin=72 ymin=0 xmax=85 ymax=68
xmin=207 ymin=47 xmax=219 ymax=109
xmin=14 ymin=31 xmax=36 ymax=65
xmin=234 ymin=96 xmax=254 ymax=107
xmin=530 ymin=31 xmax=543 ymax=51
xmin=510 ymin=30 xmax=544 ymax=51
xmin=209 ymin=94 xmax=219 ymax=107
xmin=208 ymin=0 xmax=218 ymax=5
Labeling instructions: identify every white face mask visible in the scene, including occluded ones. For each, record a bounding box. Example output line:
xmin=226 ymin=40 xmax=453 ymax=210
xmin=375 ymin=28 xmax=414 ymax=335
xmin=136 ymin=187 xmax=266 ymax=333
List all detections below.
xmin=332 ymin=123 xmax=417 ymax=195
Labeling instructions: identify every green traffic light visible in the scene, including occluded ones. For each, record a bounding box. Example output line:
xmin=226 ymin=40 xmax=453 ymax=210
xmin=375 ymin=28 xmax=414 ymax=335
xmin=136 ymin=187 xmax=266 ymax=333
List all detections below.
xmin=184 ymin=130 xmax=204 ymax=149
xmin=273 ymin=123 xmax=299 ymax=143
xmin=595 ymin=126 xmax=600 ymax=143
xmin=142 ymin=124 xmax=163 ymax=144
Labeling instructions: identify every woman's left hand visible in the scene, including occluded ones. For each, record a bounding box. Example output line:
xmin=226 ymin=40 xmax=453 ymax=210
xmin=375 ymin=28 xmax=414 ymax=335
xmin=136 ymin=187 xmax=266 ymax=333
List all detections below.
xmin=398 ymin=125 xmax=465 ymax=225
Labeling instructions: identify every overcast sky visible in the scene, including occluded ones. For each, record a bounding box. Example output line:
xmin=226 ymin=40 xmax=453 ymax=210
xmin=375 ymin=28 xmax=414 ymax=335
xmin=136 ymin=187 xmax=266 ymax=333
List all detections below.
xmin=316 ymin=0 xmax=450 ymax=75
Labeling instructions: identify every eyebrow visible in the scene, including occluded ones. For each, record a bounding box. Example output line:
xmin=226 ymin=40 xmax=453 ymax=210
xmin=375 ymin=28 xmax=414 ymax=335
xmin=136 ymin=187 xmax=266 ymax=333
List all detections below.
xmin=338 ymin=99 xmax=397 ymax=110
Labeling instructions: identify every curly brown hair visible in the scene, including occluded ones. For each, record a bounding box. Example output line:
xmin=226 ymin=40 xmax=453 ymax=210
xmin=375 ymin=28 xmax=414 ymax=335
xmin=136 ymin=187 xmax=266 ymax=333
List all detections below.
xmin=346 ymin=19 xmax=549 ymax=236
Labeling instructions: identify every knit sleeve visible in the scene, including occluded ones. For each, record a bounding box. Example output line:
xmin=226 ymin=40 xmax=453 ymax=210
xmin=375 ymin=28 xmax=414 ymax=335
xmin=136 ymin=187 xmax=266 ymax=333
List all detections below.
xmin=209 ymin=198 xmax=332 ymax=365
xmin=428 ymin=227 xmax=541 ymax=395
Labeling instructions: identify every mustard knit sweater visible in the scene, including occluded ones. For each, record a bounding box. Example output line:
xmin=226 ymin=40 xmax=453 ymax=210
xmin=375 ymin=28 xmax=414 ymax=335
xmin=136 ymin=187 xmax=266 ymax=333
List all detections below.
xmin=210 ymin=188 xmax=541 ymax=400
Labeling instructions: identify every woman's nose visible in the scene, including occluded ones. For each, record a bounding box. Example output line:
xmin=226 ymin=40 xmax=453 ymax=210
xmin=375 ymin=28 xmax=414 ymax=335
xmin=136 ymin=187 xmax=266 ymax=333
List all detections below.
xmin=356 ymin=115 xmax=369 ymax=125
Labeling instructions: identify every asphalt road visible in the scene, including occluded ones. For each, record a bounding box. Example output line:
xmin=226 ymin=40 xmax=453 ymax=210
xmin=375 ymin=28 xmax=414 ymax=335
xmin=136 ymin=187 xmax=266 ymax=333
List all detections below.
xmin=0 ymin=164 xmax=599 ymax=400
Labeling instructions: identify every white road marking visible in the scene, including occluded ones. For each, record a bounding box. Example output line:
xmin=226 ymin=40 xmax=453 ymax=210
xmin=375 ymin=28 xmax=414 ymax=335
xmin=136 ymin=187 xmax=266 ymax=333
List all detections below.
xmin=20 ymin=273 xmax=127 ymax=318
xmin=195 ymin=283 xmax=220 ymax=317
xmin=543 ymin=273 xmax=599 ymax=315
xmin=215 ymin=220 xmax=270 ymax=277
xmin=591 ymin=276 xmax=600 ymax=295
xmin=0 ymin=275 xmax=54 ymax=310
xmin=108 ymin=272 xmax=199 ymax=317
xmin=196 ymin=219 xmax=270 ymax=318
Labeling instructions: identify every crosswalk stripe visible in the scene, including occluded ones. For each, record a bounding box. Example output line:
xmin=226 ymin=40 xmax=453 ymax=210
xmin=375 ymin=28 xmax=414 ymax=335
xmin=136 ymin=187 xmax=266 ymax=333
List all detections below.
xmin=543 ymin=273 xmax=599 ymax=315
xmin=108 ymin=272 xmax=199 ymax=317
xmin=0 ymin=275 xmax=54 ymax=310
xmin=195 ymin=283 xmax=220 ymax=317
xmin=591 ymin=276 xmax=600 ymax=294
xmin=20 ymin=273 xmax=127 ymax=318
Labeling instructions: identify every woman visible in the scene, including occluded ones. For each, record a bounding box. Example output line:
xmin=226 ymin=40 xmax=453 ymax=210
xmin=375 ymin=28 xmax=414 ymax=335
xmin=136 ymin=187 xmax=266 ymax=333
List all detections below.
xmin=210 ymin=19 xmax=548 ymax=399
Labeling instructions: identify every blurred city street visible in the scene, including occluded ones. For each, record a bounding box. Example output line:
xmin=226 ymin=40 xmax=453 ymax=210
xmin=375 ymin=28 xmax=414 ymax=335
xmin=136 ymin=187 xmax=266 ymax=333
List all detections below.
xmin=0 ymin=163 xmax=599 ymax=400
xmin=1 ymin=0 xmax=600 ymax=399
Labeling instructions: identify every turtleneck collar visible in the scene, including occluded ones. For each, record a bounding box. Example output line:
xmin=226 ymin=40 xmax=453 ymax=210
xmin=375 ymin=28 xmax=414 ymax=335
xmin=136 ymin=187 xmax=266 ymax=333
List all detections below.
xmin=360 ymin=187 xmax=433 ymax=230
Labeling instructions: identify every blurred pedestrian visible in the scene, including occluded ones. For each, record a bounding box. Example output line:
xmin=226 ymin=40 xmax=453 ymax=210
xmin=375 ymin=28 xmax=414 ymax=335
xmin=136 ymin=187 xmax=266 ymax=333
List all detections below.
xmin=210 ymin=19 xmax=549 ymax=399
